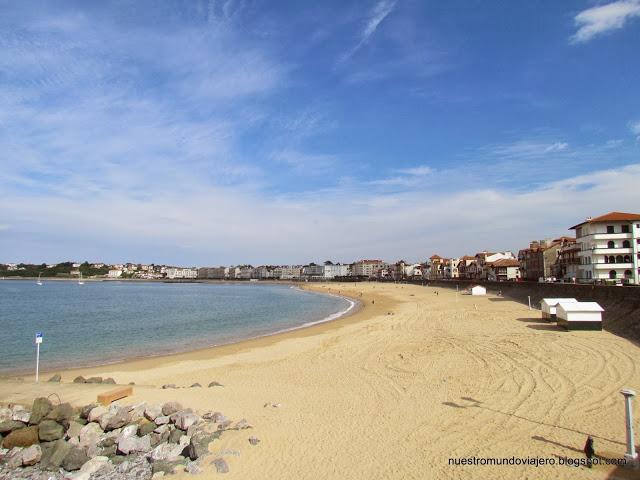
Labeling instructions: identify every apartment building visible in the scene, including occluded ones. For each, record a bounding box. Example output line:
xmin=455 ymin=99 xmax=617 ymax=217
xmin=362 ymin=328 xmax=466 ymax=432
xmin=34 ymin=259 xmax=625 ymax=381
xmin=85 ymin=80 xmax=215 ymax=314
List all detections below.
xmin=352 ymin=260 xmax=387 ymax=278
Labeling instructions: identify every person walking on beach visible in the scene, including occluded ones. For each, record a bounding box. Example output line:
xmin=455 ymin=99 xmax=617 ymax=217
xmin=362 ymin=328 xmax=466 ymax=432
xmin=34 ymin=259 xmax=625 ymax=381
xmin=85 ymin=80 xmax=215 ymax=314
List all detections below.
xmin=583 ymin=435 xmax=595 ymax=468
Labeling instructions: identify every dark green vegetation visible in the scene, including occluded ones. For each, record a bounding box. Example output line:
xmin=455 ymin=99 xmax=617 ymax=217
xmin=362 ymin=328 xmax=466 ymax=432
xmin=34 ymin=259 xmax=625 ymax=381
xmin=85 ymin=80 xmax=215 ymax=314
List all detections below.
xmin=0 ymin=262 xmax=109 ymax=278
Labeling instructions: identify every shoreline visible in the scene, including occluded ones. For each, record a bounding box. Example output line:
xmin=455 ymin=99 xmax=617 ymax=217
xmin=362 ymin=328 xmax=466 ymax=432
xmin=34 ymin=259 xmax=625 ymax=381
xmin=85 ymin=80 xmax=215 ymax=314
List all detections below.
xmin=1 ymin=284 xmax=367 ymax=380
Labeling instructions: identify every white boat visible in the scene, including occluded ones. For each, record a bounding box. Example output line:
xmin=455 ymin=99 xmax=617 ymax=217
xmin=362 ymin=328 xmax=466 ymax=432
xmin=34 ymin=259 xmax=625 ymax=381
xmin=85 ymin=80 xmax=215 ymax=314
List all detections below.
xmin=78 ymin=272 xmax=85 ymax=285
xmin=36 ymin=273 xmax=43 ymax=286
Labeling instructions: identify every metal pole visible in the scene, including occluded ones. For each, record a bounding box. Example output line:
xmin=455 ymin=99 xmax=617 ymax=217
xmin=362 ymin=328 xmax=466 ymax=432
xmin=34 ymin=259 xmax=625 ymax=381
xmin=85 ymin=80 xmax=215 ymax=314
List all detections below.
xmin=36 ymin=342 xmax=40 ymax=383
xmin=621 ymin=388 xmax=638 ymax=462
xmin=528 ymin=296 xmax=531 ymax=310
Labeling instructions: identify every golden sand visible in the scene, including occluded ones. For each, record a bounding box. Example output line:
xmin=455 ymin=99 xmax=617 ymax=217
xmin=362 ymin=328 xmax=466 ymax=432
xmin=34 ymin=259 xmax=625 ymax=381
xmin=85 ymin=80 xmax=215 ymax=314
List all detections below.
xmin=2 ymin=283 xmax=638 ymax=479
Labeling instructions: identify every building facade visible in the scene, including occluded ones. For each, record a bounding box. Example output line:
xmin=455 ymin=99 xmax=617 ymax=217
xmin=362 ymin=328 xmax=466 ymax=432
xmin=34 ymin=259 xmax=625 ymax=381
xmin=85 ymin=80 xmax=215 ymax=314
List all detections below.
xmin=571 ymin=212 xmax=640 ymax=285
xmin=352 ymin=260 xmax=386 ymax=278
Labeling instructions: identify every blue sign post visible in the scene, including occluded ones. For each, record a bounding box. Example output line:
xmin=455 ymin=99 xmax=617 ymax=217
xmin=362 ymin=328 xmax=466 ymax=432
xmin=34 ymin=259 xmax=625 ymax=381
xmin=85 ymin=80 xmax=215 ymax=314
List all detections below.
xmin=35 ymin=332 xmax=43 ymax=382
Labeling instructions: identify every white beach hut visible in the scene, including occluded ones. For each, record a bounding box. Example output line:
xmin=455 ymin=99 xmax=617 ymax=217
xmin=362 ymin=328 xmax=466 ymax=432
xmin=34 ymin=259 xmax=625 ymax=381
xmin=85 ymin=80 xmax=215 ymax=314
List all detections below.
xmin=540 ymin=298 xmax=578 ymax=321
xmin=470 ymin=285 xmax=486 ymax=296
xmin=556 ymin=301 xmax=604 ymax=331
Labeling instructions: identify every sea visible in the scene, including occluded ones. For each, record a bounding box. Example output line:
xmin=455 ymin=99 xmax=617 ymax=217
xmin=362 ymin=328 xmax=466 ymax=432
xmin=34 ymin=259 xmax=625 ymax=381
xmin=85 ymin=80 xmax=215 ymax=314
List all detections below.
xmin=0 ymin=280 xmax=354 ymax=375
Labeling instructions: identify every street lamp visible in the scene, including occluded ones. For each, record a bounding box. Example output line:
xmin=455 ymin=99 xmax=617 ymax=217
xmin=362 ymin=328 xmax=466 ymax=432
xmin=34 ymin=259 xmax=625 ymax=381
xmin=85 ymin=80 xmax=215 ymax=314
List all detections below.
xmin=620 ymin=388 xmax=638 ymax=463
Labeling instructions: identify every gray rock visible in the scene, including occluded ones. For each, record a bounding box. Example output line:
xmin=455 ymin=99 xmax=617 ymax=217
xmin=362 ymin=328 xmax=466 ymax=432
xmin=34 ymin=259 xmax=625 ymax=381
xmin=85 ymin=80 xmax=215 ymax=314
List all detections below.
xmin=154 ymin=424 xmax=170 ymax=435
xmin=128 ymin=403 xmax=147 ymax=422
xmin=211 ymin=412 xmax=228 ymax=424
xmin=100 ymin=409 xmax=129 ymax=431
xmin=87 ymin=405 xmax=108 ymax=423
xmin=161 ymin=384 xmax=177 ymax=389
xmin=248 ymin=436 xmax=260 ymax=446
xmin=217 ymin=420 xmax=232 ymax=430
xmin=48 ymin=373 xmax=62 ymax=382
xmin=39 ymin=419 xmax=65 ymax=441
xmin=208 ymin=381 xmax=223 ymax=388
xmin=12 ymin=410 xmax=31 ymax=423
xmin=154 ymin=415 xmax=170 ymax=426
xmin=47 ymin=439 xmax=72 ymax=468
xmin=150 ymin=442 xmax=185 ymax=462
xmin=3 ymin=425 xmax=39 ymax=448
xmin=0 ymin=420 xmax=26 ymax=434
xmin=188 ymin=431 xmax=220 ymax=460
xmin=139 ymin=422 xmax=156 ymax=437
xmin=66 ymin=420 xmax=84 ymax=440
xmin=29 ymin=397 xmax=53 ymax=424
xmin=117 ymin=434 xmax=151 ymax=455
xmin=103 ymin=377 xmax=116 ymax=384
xmin=73 ymin=376 xmax=87 ymax=383
xmin=190 ymin=383 xmax=202 ymax=388
xmin=86 ymin=376 xmax=103 ymax=384
xmin=5 ymin=447 xmax=23 ymax=469
xmin=21 ymin=444 xmax=42 ymax=465
xmin=211 ymin=457 xmax=229 ymax=473
xmin=117 ymin=424 xmax=138 ymax=443
xmin=144 ymin=405 xmax=163 ymax=421
xmin=172 ymin=411 xmax=200 ymax=431
xmin=79 ymin=404 xmax=98 ymax=420
xmin=69 ymin=455 xmax=111 ymax=479
xmin=152 ymin=459 xmax=183 ymax=475
xmin=78 ymin=422 xmax=103 ymax=455
xmin=150 ymin=430 xmax=170 ymax=447
xmin=0 ymin=408 xmax=12 ymax=423
xmin=168 ymin=429 xmax=183 ymax=444
xmin=161 ymin=402 xmax=182 ymax=416
xmin=234 ymin=419 xmax=252 ymax=430
xmin=185 ymin=459 xmax=203 ymax=474
xmin=46 ymin=402 xmax=75 ymax=426
xmin=38 ymin=440 xmax=57 ymax=467
xmin=62 ymin=446 xmax=89 ymax=471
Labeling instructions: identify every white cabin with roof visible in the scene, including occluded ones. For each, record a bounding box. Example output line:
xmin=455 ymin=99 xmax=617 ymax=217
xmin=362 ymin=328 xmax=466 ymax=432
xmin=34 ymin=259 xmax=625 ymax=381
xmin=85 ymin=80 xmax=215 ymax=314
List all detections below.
xmin=540 ymin=298 xmax=578 ymax=320
xmin=556 ymin=301 xmax=604 ymax=331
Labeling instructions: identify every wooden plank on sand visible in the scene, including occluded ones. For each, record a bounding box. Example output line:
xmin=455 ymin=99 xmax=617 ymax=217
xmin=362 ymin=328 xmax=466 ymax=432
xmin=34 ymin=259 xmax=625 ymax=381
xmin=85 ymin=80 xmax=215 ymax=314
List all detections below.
xmin=97 ymin=386 xmax=133 ymax=406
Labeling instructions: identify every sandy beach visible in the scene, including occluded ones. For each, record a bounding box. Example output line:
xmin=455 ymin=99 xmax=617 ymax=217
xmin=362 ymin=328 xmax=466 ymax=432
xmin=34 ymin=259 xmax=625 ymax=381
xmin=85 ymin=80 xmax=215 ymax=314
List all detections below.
xmin=2 ymin=283 xmax=639 ymax=479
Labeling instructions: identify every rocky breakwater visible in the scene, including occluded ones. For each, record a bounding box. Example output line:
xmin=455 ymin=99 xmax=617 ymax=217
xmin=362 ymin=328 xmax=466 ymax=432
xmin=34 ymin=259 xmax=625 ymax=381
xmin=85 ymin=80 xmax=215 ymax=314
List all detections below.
xmin=0 ymin=398 xmax=254 ymax=479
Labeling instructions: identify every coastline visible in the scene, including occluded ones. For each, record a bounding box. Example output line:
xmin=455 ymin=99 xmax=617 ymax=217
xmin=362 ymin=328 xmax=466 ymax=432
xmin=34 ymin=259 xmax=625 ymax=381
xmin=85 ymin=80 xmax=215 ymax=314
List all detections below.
xmin=2 ymin=283 xmax=368 ymax=380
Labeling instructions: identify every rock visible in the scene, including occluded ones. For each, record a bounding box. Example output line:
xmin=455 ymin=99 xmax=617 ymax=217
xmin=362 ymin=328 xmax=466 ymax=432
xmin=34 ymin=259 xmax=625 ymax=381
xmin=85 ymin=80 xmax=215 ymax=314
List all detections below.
xmin=117 ymin=424 xmax=138 ymax=442
xmin=234 ymin=419 xmax=252 ymax=430
xmin=12 ymin=410 xmax=31 ymax=423
xmin=161 ymin=384 xmax=177 ymax=389
xmin=168 ymin=429 xmax=183 ymax=444
xmin=29 ymin=397 xmax=53 ymax=424
xmin=46 ymin=402 xmax=75 ymax=426
xmin=78 ymin=422 xmax=103 ymax=454
xmin=154 ymin=424 xmax=170 ymax=435
xmin=87 ymin=406 xmax=108 ymax=423
xmin=117 ymin=434 xmax=151 ymax=455
xmin=3 ymin=425 xmax=39 ymax=448
xmin=79 ymin=404 xmax=98 ymax=420
xmin=172 ymin=411 xmax=200 ymax=431
xmin=75 ymin=417 xmax=88 ymax=425
xmin=128 ymin=403 xmax=147 ymax=422
xmin=73 ymin=376 xmax=87 ymax=384
xmin=0 ymin=420 xmax=26 ymax=434
xmin=152 ymin=459 xmax=183 ymax=475
xmin=190 ymin=383 xmax=202 ymax=388
xmin=150 ymin=442 xmax=184 ymax=462
xmin=211 ymin=412 xmax=228 ymax=424
xmin=62 ymin=446 xmax=90 ymax=471
xmin=86 ymin=376 xmax=103 ymax=384
xmin=47 ymin=439 xmax=72 ymax=468
xmin=150 ymin=430 xmax=170 ymax=447
xmin=211 ymin=457 xmax=229 ymax=473
xmin=188 ymin=432 xmax=218 ymax=460
xmin=21 ymin=444 xmax=42 ymax=465
xmin=179 ymin=435 xmax=191 ymax=449
xmin=145 ymin=405 xmax=163 ymax=421
xmin=38 ymin=440 xmax=57 ymax=466
xmin=103 ymin=378 xmax=116 ymax=384
xmin=248 ymin=436 xmax=260 ymax=446
xmin=48 ymin=374 xmax=62 ymax=382
xmin=161 ymin=402 xmax=182 ymax=416
xmin=66 ymin=420 xmax=84 ymax=440
xmin=39 ymin=419 xmax=65 ymax=441
xmin=208 ymin=381 xmax=223 ymax=388
xmin=185 ymin=459 xmax=203 ymax=474
xmin=139 ymin=422 xmax=156 ymax=437
xmin=155 ymin=416 xmax=170 ymax=426
xmin=6 ymin=447 xmax=23 ymax=469
xmin=217 ymin=420 xmax=232 ymax=430
xmin=66 ymin=455 xmax=110 ymax=480
xmin=152 ymin=472 xmax=165 ymax=479
xmin=0 ymin=408 xmax=12 ymax=422
xmin=100 ymin=409 xmax=129 ymax=431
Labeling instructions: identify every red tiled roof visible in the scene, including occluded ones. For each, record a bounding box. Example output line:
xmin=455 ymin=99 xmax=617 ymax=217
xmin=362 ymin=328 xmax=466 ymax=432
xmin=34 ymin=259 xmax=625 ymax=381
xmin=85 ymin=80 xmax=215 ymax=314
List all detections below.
xmin=570 ymin=212 xmax=640 ymax=229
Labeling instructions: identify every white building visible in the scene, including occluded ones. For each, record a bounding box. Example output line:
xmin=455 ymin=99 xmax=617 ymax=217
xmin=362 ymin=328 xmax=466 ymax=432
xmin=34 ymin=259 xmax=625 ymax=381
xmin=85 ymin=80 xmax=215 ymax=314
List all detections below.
xmin=470 ymin=285 xmax=486 ymax=296
xmin=352 ymin=260 xmax=387 ymax=278
xmin=238 ymin=267 xmax=254 ymax=279
xmin=570 ymin=212 xmax=640 ymax=285
xmin=274 ymin=266 xmax=302 ymax=279
xmin=165 ymin=267 xmax=198 ymax=279
xmin=556 ymin=301 xmax=604 ymax=331
xmin=323 ymin=264 xmax=350 ymax=278
xmin=107 ymin=269 xmax=123 ymax=278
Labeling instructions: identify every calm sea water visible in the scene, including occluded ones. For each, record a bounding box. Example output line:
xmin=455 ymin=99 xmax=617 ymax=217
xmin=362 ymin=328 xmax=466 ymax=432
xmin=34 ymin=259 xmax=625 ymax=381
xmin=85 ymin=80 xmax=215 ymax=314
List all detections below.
xmin=0 ymin=280 xmax=353 ymax=374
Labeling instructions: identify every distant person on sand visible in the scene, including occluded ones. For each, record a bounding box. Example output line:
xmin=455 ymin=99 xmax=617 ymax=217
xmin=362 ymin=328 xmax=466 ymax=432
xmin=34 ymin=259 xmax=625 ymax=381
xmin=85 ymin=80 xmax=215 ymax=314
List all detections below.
xmin=583 ymin=435 xmax=595 ymax=468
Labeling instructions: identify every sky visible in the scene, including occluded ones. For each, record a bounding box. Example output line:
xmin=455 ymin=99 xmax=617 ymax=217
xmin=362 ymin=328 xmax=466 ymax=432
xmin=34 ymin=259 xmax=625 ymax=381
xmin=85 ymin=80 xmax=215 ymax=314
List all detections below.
xmin=1 ymin=0 xmax=639 ymax=266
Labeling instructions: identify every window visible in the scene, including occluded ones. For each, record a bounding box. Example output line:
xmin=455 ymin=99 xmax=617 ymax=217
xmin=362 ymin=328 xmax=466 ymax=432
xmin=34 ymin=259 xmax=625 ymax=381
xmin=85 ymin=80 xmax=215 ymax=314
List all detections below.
xmin=608 ymin=255 xmax=615 ymax=263
xmin=624 ymin=255 xmax=631 ymax=263
xmin=608 ymin=241 xmax=615 ymax=248
xmin=604 ymin=256 xmax=609 ymax=264
xmin=623 ymin=240 xmax=631 ymax=248
xmin=625 ymin=270 xmax=632 ymax=278
xmin=622 ymin=225 xmax=630 ymax=233
xmin=607 ymin=225 xmax=615 ymax=233
xmin=609 ymin=270 xmax=617 ymax=279
xmin=616 ymin=255 xmax=623 ymax=263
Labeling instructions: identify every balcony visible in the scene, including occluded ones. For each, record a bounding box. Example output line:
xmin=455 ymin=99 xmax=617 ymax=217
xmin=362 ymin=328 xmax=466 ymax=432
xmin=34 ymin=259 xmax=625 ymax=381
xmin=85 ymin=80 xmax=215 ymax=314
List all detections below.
xmin=593 ymin=263 xmax=634 ymax=269
xmin=591 ymin=248 xmax=633 ymax=254
xmin=591 ymin=233 xmax=633 ymax=240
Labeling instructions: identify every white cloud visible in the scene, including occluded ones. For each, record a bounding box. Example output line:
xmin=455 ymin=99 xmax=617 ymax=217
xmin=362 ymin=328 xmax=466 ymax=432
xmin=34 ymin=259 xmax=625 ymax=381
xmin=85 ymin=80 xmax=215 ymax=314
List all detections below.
xmin=396 ymin=165 xmax=433 ymax=176
xmin=630 ymin=120 xmax=640 ymax=139
xmin=340 ymin=0 xmax=398 ymax=62
xmin=487 ymin=140 xmax=570 ymax=158
xmin=571 ymin=0 xmax=640 ymax=44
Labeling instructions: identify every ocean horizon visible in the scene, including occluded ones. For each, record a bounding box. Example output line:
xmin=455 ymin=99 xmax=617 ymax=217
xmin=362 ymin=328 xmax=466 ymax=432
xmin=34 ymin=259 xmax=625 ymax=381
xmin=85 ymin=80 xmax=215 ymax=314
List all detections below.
xmin=0 ymin=280 xmax=354 ymax=375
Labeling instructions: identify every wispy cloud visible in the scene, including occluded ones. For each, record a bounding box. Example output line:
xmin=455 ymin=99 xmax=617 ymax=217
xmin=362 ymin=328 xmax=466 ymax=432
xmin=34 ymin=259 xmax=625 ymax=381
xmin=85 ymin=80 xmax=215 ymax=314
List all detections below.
xmin=340 ymin=0 xmax=398 ymax=62
xmin=571 ymin=0 xmax=640 ymax=43
xmin=630 ymin=120 xmax=640 ymax=139
xmin=486 ymin=140 xmax=569 ymax=158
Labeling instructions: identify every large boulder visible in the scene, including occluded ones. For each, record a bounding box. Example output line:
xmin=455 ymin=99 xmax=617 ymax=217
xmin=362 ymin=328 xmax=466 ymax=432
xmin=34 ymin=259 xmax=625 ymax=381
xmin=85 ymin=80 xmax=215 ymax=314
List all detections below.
xmin=87 ymin=405 xmax=108 ymax=423
xmin=48 ymin=374 xmax=62 ymax=382
xmin=39 ymin=419 xmax=65 ymax=441
xmin=100 ymin=409 xmax=129 ymax=431
xmin=78 ymin=422 xmax=103 ymax=454
xmin=79 ymin=404 xmax=98 ymax=420
xmin=3 ymin=426 xmax=39 ymax=448
xmin=128 ymin=403 xmax=147 ymax=422
xmin=67 ymin=455 xmax=111 ymax=480
xmin=212 ymin=457 xmax=229 ymax=473
xmin=66 ymin=420 xmax=84 ymax=440
xmin=168 ymin=428 xmax=183 ymax=444
xmin=73 ymin=376 xmax=87 ymax=384
xmin=172 ymin=411 xmax=200 ymax=431
xmin=0 ymin=420 xmax=26 ymax=434
xmin=154 ymin=415 xmax=170 ymax=426
xmin=5 ymin=447 xmax=23 ymax=469
xmin=12 ymin=410 xmax=31 ymax=423
xmin=116 ymin=424 xmax=138 ymax=442
xmin=86 ymin=377 xmax=103 ymax=384
xmin=161 ymin=402 xmax=182 ymax=416
xmin=21 ymin=444 xmax=42 ymax=466
xmin=0 ymin=408 xmax=12 ymax=422
xmin=152 ymin=459 xmax=183 ymax=475
xmin=188 ymin=432 xmax=217 ymax=460
xmin=138 ymin=421 xmax=156 ymax=437
xmin=149 ymin=442 xmax=184 ymax=462
xmin=103 ymin=378 xmax=116 ymax=384
xmin=62 ymin=446 xmax=89 ymax=471
xmin=46 ymin=402 xmax=75 ymax=427
xmin=30 ymin=397 xmax=53 ymax=424
xmin=46 ymin=439 xmax=72 ymax=468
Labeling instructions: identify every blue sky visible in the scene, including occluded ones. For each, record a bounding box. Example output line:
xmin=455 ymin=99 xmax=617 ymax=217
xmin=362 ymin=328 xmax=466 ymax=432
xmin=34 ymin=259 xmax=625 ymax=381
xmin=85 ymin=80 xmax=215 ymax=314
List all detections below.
xmin=1 ymin=0 xmax=639 ymax=265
